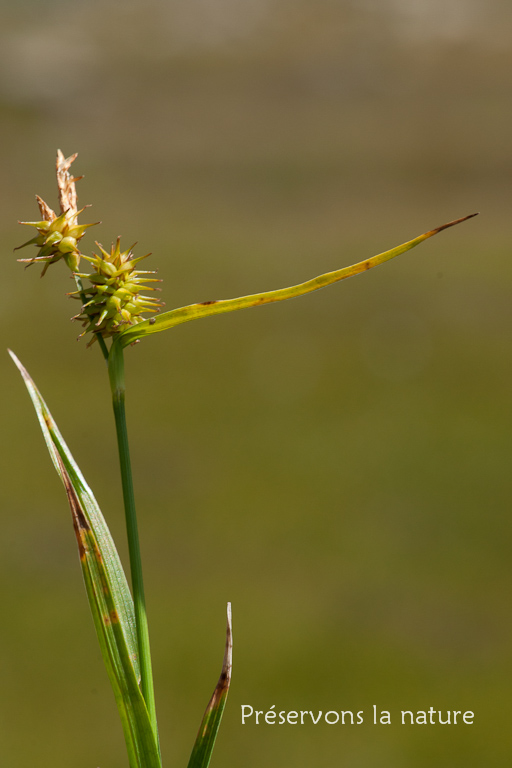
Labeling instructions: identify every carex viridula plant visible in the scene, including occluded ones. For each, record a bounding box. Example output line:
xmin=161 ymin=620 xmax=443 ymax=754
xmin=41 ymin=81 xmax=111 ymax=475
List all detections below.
xmin=10 ymin=151 xmax=477 ymax=768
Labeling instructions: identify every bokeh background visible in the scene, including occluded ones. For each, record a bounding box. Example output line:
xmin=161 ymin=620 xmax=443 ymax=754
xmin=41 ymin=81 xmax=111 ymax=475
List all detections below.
xmin=1 ymin=1 xmax=512 ymax=766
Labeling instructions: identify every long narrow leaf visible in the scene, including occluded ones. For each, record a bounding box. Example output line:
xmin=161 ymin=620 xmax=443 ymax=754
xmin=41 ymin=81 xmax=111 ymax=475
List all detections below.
xmin=9 ymin=350 xmax=140 ymax=680
xmin=10 ymin=352 xmax=161 ymax=768
xmin=60 ymin=458 xmax=161 ymax=768
xmin=118 ymin=215 xmax=477 ymax=347
xmin=187 ymin=604 xmax=233 ymax=768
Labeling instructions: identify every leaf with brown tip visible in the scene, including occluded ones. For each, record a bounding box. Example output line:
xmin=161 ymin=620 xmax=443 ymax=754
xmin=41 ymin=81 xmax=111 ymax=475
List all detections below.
xmin=187 ymin=604 xmax=233 ymax=768
xmin=117 ymin=214 xmax=478 ymax=347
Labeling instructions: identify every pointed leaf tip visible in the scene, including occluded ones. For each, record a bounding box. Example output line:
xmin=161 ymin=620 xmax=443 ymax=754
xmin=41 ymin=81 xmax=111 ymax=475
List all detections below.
xmin=223 ymin=602 xmax=233 ymax=687
xmin=8 ymin=348 xmax=28 ymax=378
xmin=186 ymin=604 xmax=233 ymax=768
xmin=428 ymin=212 xmax=479 ymax=236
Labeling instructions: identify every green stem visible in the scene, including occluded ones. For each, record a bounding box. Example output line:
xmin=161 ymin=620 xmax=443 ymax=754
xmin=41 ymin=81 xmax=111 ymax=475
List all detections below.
xmin=97 ymin=332 xmax=110 ymax=362
xmin=108 ymin=340 xmax=159 ymax=746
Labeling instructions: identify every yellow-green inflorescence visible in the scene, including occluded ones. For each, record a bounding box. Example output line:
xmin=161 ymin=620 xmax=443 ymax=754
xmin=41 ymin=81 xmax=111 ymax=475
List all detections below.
xmin=71 ymin=238 xmax=164 ymax=346
xmin=16 ymin=204 xmax=96 ymax=274
xmin=17 ymin=151 xmax=164 ymax=348
xmin=16 ymin=150 xmax=98 ymax=275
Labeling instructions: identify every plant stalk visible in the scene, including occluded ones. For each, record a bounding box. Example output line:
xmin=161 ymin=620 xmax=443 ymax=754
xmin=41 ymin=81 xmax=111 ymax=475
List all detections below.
xmin=108 ymin=340 xmax=159 ymax=746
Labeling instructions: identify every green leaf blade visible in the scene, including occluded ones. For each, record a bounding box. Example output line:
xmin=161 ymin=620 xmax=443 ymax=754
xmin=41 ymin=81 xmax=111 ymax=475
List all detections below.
xmin=9 ymin=350 xmax=140 ymax=683
xmin=10 ymin=351 xmax=161 ymax=768
xmin=118 ymin=214 xmax=477 ymax=346
xmin=63 ymin=463 xmax=161 ymax=768
xmin=187 ymin=604 xmax=233 ymax=768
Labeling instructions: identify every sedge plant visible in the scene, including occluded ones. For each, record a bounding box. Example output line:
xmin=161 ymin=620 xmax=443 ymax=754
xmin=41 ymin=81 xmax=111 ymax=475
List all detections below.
xmin=10 ymin=151 xmax=477 ymax=768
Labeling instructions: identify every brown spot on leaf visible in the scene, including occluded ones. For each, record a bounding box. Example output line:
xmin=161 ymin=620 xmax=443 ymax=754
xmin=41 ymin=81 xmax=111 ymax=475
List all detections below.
xmin=57 ymin=454 xmax=90 ymax=557
xmin=43 ymin=413 xmax=55 ymax=430
xmin=199 ymin=300 xmax=217 ymax=306
xmin=104 ymin=609 xmax=120 ymax=626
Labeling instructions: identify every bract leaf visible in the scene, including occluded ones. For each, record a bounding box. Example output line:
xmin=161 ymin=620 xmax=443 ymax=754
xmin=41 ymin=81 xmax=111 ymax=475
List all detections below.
xmin=187 ymin=604 xmax=233 ymax=768
xmin=117 ymin=214 xmax=477 ymax=347
xmin=9 ymin=351 xmax=161 ymax=768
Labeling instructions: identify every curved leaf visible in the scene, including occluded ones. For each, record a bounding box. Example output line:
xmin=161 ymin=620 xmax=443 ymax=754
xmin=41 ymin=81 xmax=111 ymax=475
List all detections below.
xmin=118 ymin=215 xmax=477 ymax=347
xmin=10 ymin=350 xmax=140 ymax=681
xmin=10 ymin=351 xmax=161 ymax=768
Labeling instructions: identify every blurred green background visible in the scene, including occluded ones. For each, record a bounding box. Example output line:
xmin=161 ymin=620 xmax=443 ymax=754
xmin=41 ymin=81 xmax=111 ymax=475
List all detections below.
xmin=1 ymin=1 xmax=512 ymax=766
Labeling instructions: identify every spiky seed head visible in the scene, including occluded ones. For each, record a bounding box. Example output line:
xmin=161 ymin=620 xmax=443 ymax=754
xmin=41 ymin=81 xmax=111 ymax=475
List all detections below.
xmin=15 ymin=152 xmax=98 ymax=275
xmin=72 ymin=238 xmax=163 ymax=346
xmin=16 ymin=205 xmax=98 ymax=275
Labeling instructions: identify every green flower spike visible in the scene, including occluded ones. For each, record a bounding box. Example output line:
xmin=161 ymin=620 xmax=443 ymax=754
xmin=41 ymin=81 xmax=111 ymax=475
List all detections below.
xmin=71 ymin=237 xmax=164 ymax=346
xmin=15 ymin=150 xmax=98 ymax=275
